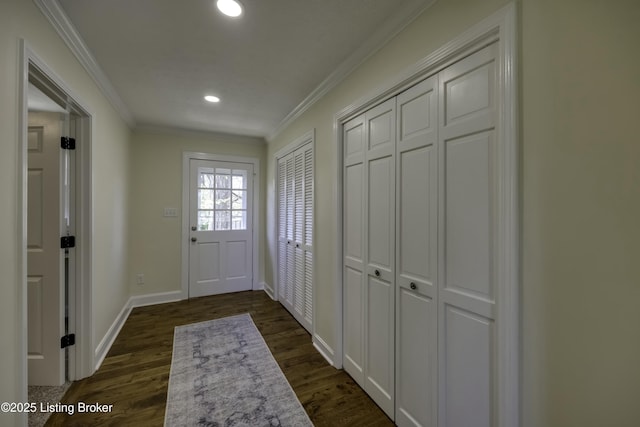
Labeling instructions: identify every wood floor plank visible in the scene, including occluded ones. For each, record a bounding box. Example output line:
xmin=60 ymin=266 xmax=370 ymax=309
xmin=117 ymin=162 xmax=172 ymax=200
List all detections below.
xmin=45 ymin=291 xmax=392 ymax=426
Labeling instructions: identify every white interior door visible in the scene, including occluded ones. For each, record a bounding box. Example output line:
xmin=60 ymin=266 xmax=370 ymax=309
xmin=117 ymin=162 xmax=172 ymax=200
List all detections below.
xmin=27 ymin=111 xmax=65 ymax=386
xmin=189 ymin=159 xmax=253 ymax=297
xmin=438 ymin=42 xmax=498 ymax=427
xmin=395 ymin=75 xmax=438 ymax=427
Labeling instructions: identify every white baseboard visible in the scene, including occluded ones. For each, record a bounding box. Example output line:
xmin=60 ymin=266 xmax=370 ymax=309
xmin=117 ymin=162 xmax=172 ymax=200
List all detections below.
xmin=94 ymin=299 xmax=133 ymax=371
xmin=94 ymin=290 xmax=184 ymax=371
xmin=130 ymin=290 xmax=183 ymax=308
xmin=262 ymin=282 xmax=275 ymax=300
xmin=313 ymin=333 xmax=336 ymax=367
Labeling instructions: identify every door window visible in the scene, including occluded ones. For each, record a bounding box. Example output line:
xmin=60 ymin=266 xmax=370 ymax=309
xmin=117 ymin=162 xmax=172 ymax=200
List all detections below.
xmin=197 ymin=167 xmax=248 ymax=231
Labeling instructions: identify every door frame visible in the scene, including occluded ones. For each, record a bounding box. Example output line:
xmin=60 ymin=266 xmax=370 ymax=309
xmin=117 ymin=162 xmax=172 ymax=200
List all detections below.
xmin=181 ymin=152 xmax=261 ymax=299
xmin=332 ymin=3 xmax=518 ymax=426
xmin=17 ymin=40 xmax=95 ymax=404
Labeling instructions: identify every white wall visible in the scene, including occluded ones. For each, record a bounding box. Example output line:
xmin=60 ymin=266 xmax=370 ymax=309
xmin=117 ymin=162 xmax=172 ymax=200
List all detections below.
xmin=0 ymin=1 xmax=131 ymax=424
xmin=266 ymin=0 xmax=640 ymax=426
xmin=521 ymin=1 xmax=640 ymax=426
xmin=129 ymin=129 xmax=266 ymax=296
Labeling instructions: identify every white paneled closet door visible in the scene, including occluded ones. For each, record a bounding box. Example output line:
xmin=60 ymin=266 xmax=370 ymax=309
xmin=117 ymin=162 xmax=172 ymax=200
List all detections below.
xmin=395 ymin=75 xmax=438 ymax=427
xmin=277 ymin=142 xmax=314 ymax=332
xmin=343 ymin=114 xmax=366 ymax=384
xmin=342 ymin=41 xmax=500 ymax=426
xmin=342 ymin=99 xmax=396 ymax=418
xmin=364 ymin=99 xmax=396 ymax=418
xmin=438 ymin=43 xmax=498 ymax=427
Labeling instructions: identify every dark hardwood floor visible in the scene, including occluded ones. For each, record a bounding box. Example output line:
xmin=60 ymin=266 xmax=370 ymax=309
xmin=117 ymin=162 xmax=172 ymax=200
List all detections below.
xmin=45 ymin=291 xmax=393 ymax=426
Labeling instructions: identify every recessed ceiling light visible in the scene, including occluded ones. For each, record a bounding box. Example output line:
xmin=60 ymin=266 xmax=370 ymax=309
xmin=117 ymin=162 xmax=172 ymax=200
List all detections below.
xmin=204 ymin=95 xmax=220 ymax=103
xmin=216 ymin=0 xmax=243 ymax=17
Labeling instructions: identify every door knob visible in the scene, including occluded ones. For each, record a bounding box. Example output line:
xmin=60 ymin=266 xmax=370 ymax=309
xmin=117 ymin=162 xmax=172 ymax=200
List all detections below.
xmin=375 ymin=269 xmax=380 ymax=277
xmin=410 ymin=282 xmax=417 ymax=290
xmin=191 ymin=226 xmax=197 ymax=231
xmin=191 ymin=237 xmax=197 ymax=242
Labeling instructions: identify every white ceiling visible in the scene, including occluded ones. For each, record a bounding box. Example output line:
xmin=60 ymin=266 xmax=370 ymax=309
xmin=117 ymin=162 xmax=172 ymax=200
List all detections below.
xmin=55 ymin=0 xmax=433 ymax=139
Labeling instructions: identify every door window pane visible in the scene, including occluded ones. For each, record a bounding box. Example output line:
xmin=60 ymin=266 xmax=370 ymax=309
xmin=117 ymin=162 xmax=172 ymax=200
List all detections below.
xmin=198 ymin=189 xmax=214 ymax=209
xmin=231 ymin=190 xmax=246 ymax=209
xmin=198 ymin=211 xmax=214 ymax=230
xmin=215 ymin=173 xmax=231 ymax=189
xmin=215 ymin=211 xmax=230 ymax=231
xmin=232 ymin=170 xmax=247 ymax=189
xmin=199 ymin=172 xmax=214 ymax=188
xmin=215 ymin=190 xmax=231 ymax=209
xmin=231 ymin=210 xmax=246 ymax=230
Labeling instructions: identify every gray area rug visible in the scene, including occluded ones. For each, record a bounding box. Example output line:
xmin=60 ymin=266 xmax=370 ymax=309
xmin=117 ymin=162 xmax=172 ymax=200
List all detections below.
xmin=165 ymin=313 xmax=313 ymax=426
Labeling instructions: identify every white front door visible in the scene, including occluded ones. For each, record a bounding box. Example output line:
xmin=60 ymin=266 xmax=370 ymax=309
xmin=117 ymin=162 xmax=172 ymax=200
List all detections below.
xmin=27 ymin=111 xmax=65 ymax=386
xmin=188 ymin=159 xmax=254 ymax=297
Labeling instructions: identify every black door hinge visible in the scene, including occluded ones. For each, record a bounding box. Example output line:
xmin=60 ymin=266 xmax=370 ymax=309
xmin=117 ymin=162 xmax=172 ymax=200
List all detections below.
xmin=61 ymin=334 xmax=75 ymax=349
xmin=60 ymin=236 xmax=76 ymax=249
xmin=61 ymin=137 xmax=76 ymax=150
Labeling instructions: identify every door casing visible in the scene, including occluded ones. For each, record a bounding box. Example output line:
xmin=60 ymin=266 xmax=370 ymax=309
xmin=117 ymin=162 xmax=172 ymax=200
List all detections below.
xmin=17 ymin=40 xmax=95 ymax=411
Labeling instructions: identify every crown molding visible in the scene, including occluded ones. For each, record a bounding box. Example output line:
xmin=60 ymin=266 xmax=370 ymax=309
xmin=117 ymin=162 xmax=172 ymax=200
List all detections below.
xmin=33 ymin=0 xmax=136 ymax=128
xmin=266 ymin=0 xmax=437 ymax=142
xmin=134 ymin=124 xmax=266 ymax=145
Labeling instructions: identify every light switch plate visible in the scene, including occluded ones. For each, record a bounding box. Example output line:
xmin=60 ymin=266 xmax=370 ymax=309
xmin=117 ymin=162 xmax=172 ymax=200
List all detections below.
xmin=163 ymin=207 xmax=178 ymax=217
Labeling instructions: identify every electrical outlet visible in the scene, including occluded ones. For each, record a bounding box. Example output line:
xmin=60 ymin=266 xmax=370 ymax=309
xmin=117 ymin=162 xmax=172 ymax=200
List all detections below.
xmin=136 ymin=274 xmax=145 ymax=285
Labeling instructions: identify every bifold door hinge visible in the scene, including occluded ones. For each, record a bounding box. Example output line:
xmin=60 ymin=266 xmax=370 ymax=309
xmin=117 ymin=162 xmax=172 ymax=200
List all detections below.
xmin=61 ymin=136 xmax=76 ymax=150
xmin=60 ymin=334 xmax=75 ymax=349
xmin=60 ymin=235 xmax=76 ymax=249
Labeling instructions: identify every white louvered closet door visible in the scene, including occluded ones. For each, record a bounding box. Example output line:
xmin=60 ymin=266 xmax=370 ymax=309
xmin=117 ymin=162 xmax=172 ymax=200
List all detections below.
xmin=277 ymin=155 xmax=290 ymax=307
xmin=277 ymin=141 xmax=314 ymax=332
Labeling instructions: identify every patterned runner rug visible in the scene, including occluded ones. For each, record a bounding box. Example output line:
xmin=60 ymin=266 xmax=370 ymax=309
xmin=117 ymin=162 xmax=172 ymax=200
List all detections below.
xmin=164 ymin=313 xmax=313 ymax=426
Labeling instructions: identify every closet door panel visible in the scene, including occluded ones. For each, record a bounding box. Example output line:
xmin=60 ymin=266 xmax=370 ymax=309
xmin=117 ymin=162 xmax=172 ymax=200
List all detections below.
xmin=444 ymin=132 xmax=493 ymax=299
xmin=293 ymin=149 xmax=305 ymax=316
xmin=343 ymin=114 xmax=366 ymax=385
xmin=396 ymin=75 xmax=438 ymax=427
xmin=277 ymin=157 xmax=288 ymax=302
xmin=398 ymin=146 xmax=434 ymax=284
xmin=344 ymin=266 xmax=364 ymax=381
xmin=397 ymin=288 xmax=434 ymax=427
xmin=364 ymin=98 xmax=395 ymax=418
xmin=302 ymin=144 xmax=314 ymax=325
xmin=344 ymin=164 xmax=364 ymax=265
xmin=367 ymin=100 xmax=395 ymax=154
xmin=284 ymin=155 xmax=295 ymax=307
xmin=443 ymin=306 xmax=493 ymax=427
xmin=367 ymin=156 xmax=394 ymax=277
xmin=365 ymin=275 xmax=394 ymax=417
xmin=438 ymin=42 xmax=497 ymax=427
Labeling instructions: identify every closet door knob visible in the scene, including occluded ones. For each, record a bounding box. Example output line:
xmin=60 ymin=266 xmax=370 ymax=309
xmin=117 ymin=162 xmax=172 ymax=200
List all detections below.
xmin=296 ymin=243 xmax=300 ymax=248
xmin=375 ymin=269 xmax=380 ymax=277
xmin=191 ymin=237 xmax=197 ymax=242
xmin=410 ymin=282 xmax=417 ymax=290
